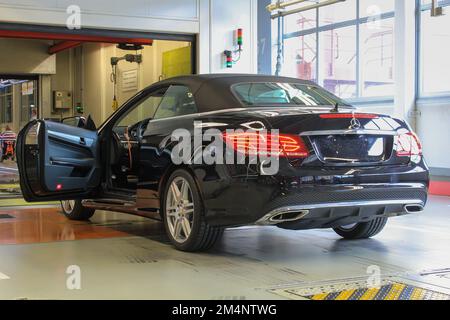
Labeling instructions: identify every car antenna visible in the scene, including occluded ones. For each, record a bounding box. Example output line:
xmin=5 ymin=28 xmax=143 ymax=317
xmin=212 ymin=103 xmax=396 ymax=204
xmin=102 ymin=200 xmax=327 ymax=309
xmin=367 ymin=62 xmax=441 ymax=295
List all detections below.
xmin=331 ymin=102 xmax=339 ymax=113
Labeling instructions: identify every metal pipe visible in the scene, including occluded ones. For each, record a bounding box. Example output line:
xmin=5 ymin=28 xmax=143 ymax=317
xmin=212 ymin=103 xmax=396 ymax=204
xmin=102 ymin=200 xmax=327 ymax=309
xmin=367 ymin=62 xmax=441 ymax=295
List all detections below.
xmin=271 ymin=0 xmax=346 ymax=19
xmin=266 ymin=0 xmax=309 ymax=12
xmin=404 ymin=204 xmax=425 ymax=214
xmin=431 ymin=0 xmax=444 ymax=16
xmin=275 ymin=15 xmax=284 ymax=76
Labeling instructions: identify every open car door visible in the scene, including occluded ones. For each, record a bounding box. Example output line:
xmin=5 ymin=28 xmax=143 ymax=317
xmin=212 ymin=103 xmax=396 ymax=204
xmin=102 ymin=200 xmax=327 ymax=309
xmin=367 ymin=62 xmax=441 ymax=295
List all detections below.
xmin=17 ymin=120 xmax=101 ymax=202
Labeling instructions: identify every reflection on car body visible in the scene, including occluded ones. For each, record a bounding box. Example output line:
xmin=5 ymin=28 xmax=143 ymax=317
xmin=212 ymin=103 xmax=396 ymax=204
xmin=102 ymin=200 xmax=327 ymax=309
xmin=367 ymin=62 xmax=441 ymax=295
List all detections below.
xmin=16 ymin=74 xmax=429 ymax=252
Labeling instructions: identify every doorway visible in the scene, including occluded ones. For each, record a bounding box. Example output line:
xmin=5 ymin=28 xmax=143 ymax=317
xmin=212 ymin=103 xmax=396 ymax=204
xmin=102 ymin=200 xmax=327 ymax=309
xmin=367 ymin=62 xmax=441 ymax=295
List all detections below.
xmin=0 ymin=76 xmax=38 ymax=199
xmin=0 ymin=24 xmax=196 ymax=205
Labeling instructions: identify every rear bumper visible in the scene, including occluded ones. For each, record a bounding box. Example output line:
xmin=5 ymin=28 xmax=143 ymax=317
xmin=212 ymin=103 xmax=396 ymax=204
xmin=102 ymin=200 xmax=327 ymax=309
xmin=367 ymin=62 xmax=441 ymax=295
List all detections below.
xmin=198 ymin=163 xmax=429 ymax=228
xmin=257 ymin=199 xmax=424 ymax=230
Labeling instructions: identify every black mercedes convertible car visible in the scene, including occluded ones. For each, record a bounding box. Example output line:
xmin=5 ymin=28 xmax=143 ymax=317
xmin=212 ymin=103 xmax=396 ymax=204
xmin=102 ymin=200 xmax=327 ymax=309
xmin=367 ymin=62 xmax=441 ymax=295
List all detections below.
xmin=16 ymin=74 xmax=429 ymax=251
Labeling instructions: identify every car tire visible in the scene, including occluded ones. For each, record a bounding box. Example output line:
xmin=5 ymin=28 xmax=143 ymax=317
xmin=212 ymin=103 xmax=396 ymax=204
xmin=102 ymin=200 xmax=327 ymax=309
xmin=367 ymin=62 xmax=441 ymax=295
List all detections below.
xmin=333 ymin=217 xmax=388 ymax=239
xmin=61 ymin=200 xmax=95 ymax=221
xmin=162 ymin=169 xmax=224 ymax=252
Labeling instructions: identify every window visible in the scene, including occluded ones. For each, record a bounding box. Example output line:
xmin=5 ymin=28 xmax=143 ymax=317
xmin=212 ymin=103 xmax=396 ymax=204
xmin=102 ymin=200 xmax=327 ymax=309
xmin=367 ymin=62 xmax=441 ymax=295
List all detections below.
xmin=359 ymin=0 xmax=394 ymax=18
xmin=285 ymin=10 xmax=316 ymax=34
xmin=273 ymin=0 xmax=395 ymax=102
xmin=232 ymin=82 xmax=350 ymax=107
xmin=360 ymin=18 xmax=395 ymax=97
xmin=153 ymin=85 xmax=198 ymax=120
xmin=320 ymin=0 xmax=357 ymax=26
xmin=419 ymin=0 xmax=450 ymax=96
xmin=283 ymin=34 xmax=317 ymax=82
xmin=116 ymin=89 xmax=165 ymax=127
xmin=20 ymin=80 xmax=38 ymax=127
xmin=319 ymin=26 xmax=357 ymax=99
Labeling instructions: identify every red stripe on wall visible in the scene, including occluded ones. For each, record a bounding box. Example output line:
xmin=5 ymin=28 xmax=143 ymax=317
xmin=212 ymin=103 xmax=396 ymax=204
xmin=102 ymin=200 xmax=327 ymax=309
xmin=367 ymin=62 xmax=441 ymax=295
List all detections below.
xmin=429 ymin=181 xmax=450 ymax=196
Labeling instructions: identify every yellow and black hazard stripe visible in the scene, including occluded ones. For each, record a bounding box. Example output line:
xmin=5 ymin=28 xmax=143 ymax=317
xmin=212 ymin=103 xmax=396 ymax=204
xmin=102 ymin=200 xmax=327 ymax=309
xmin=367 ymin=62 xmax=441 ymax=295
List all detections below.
xmin=306 ymin=282 xmax=450 ymax=301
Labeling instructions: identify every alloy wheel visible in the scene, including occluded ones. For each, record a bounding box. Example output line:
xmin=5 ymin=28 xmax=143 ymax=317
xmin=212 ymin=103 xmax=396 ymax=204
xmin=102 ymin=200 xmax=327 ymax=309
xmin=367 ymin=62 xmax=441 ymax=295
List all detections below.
xmin=62 ymin=200 xmax=76 ymax=213
xmin=165 ymin=177 xmax=195 ymax=243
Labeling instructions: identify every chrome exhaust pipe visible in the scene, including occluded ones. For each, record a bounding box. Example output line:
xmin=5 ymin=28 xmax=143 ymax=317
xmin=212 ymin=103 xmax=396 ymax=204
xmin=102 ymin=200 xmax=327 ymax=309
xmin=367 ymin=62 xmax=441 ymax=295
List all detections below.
xmin=404 ymin=204 xmax=425 ymax=214
xmin=257 ymin=209 xmax=309 ymax=225
xmin=269 ymin=210 xmax=309 ymax=223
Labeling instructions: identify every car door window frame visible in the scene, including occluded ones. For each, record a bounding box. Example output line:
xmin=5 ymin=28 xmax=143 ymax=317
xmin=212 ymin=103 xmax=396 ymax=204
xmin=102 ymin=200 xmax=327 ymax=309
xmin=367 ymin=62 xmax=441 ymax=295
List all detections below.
xmin=112 ymin=87 xmax=169 ymax=130
xmin=153 ymin=85 xmax=199 ymax=121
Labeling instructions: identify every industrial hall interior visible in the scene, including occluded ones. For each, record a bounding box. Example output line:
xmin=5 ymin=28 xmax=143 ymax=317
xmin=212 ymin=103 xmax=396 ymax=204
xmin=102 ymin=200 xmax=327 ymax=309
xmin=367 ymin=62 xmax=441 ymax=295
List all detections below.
xmin=0 ymin=0 xmax=449 ymax=301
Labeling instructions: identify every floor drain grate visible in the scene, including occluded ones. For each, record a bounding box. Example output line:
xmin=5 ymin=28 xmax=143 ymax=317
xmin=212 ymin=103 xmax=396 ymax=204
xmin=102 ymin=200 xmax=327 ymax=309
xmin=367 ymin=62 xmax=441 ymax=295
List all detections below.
xmin=0 ymin=214 xmax=14 ymax=219
xmin=271 ymin=279 xmax=450 ymax=300
xmin=125 ymin=256 xmax=159 ymax=264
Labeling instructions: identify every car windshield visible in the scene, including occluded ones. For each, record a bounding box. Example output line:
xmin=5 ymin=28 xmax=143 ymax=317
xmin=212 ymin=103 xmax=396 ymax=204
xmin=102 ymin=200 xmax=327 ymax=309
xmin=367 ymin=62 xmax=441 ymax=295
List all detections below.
xmin=232 ymin=82 xmax=352 ymax=107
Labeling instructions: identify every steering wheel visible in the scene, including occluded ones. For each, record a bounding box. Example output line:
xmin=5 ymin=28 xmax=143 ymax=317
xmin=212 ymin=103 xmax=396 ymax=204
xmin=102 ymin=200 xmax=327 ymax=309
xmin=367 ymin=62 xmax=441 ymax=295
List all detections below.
xmin=127 ymin=118 xmax=151 ymax=141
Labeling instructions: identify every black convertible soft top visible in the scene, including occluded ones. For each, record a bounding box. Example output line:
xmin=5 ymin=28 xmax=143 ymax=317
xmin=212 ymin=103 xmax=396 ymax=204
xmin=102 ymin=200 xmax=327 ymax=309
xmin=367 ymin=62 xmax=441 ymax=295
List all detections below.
xmin=156 ymin=74 xmax=316 ymax=113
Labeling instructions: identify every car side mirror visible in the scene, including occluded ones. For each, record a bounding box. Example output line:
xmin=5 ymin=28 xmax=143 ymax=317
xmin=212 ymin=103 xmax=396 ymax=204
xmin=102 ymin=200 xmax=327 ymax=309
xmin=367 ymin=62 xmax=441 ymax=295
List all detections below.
xmin=84 ymin=115 xmax=97 ymax=131
xmin=61 ymin=116 xmax=86 ymax=128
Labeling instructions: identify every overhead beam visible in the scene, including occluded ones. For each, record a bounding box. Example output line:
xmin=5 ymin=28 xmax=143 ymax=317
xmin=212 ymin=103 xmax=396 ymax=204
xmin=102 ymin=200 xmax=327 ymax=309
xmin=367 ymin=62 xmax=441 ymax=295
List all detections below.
xmin=267 ymin=0 xmax=309 ymax=12
xmin=0 ymin=30 xmax=154 ymax=45
xmin=270 ymin=0 xmax=346 ymax=19
xmin=48 ymin=41 xmax=82 ymax=54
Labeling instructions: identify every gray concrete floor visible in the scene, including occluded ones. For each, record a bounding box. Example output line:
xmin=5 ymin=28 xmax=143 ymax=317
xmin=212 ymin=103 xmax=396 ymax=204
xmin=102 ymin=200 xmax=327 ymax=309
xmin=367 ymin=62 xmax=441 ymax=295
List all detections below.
xmin=0 ymin=195 xmax=449 ymax=300
xmin=0 ymin=161 xmax=18 ymax=184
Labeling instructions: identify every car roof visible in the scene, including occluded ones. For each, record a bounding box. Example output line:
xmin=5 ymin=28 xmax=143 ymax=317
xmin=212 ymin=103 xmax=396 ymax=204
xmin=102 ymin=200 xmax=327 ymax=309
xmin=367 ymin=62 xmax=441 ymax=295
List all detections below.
xmin=154 ymin=74 xmax=317 ymax=112
xmin=159 ymin=73 xmax=315 ymax=87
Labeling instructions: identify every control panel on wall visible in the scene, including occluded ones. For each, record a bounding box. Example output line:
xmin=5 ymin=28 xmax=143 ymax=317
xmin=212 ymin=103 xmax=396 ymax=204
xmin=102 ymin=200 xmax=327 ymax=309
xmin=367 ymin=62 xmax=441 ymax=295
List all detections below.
xmin=53 ymin=91 xmax=73 ymax=111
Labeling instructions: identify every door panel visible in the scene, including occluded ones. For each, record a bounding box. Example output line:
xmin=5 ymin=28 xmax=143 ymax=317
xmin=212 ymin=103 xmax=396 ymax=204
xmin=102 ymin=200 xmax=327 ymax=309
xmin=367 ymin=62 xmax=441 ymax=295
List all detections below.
xmin=17 ymin=120 xmax=101 ymax=202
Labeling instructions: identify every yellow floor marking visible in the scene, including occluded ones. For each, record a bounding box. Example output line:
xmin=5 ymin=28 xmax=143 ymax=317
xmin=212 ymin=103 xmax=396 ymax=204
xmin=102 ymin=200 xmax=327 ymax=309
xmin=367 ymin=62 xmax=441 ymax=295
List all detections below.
xmin=310 ymin=293 xmax=330 ymax=300
xmin=335 ymin=289 xmax=356 ymax=300
xmin=359 ymin=287 xmax=380 ymax=300
xmin=385 ymin=283 xmax=406 ymax=300
xmin=410 ymin=288 xmax=425 ymax=300
xmin=0 ymin=198 xmax=57 ymax=207
xmin=0 ymin=184 xmax=20 ymax=189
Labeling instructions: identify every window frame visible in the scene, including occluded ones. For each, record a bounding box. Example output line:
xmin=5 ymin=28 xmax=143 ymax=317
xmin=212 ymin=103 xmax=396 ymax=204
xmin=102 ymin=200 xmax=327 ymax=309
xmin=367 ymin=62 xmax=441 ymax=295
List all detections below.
xmin=230 ymin=82 xmax=351 ymax=107
xmin=0 ymin=86 xmax=13 ymax=124
xmin=416 ymin=0 xmax=450 ymax=100
xmin=278 ymin=0 xmax=395 ymax=105
xmin=152 ymin=85 xmax=199 ymax=120
xmin=19 ymin=80 xmax=38 ymax=127
xmin=111 ymin=86 xmax=169 ymax=130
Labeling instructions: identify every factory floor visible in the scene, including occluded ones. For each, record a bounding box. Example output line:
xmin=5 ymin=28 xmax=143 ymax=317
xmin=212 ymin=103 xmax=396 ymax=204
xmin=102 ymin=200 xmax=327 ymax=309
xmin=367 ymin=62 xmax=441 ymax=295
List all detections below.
xmin=0 ymin=196 xmax=450 ymax=300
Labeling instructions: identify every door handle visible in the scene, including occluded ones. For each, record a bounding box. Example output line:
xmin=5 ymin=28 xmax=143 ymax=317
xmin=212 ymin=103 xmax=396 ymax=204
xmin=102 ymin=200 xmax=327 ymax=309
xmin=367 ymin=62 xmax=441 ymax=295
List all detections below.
xmin=50 ymin=157 xmax=94 ymax=167
xmin=79 ymin=137 xmax=86 ymax=145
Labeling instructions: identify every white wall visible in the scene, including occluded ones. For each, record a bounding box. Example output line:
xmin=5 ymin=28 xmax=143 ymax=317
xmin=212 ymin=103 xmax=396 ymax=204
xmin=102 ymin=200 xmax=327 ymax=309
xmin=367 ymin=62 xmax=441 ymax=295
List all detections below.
xmin=0 ymin=0 xmax=199 ymax=34
xmin=0 ymin=39 xmax=56 ymax=74
xmin=209 ymin=0 xmax=258 ymax=73
xmin=417 ymin=101 xmax=450 ymax=171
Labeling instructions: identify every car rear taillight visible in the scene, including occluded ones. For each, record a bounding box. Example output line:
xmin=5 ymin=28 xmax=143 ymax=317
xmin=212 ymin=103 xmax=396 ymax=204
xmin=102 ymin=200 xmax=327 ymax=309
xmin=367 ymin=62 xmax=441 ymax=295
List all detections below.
xmin=222 ymin=132 xmax=309 ymax=158
xmin=395 ymin=132 xmax=423 ymax=157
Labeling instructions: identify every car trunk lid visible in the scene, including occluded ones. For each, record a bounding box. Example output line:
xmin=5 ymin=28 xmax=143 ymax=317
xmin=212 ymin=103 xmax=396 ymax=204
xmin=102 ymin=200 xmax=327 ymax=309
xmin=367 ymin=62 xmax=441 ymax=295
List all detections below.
xmin=249 ymin=109 xmax=410 ymax=167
